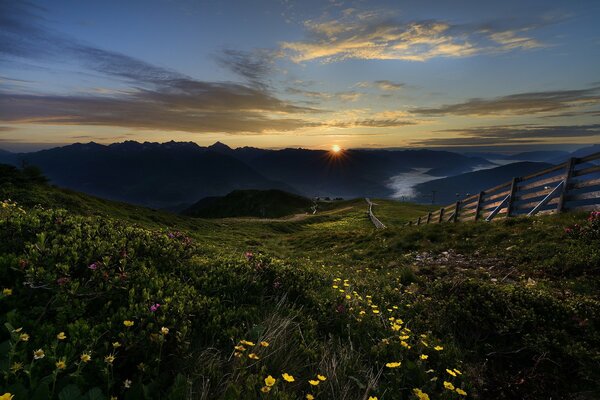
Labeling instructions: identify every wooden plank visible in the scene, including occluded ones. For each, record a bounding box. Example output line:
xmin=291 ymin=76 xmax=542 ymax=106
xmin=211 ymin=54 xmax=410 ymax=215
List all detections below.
xmin=517 ymin=196 xmax=559 ymax=211
xmin=486 ymin=194 xmax=510 ymax=221
xmin=566 ymin=203 xmax=600 ymax=212
xmin=482 ymin=189 xmax=511 ymax=203
xmin=481 ymin=198 xmax=511 ymax=211
xmin=506 ymin=177 xmax=519 ymax=217
xmin=453 ymin=201 xmax=460 ymax=222
xmin=482 ymin=181 xmax=512 ymax=195
xmin=460 ymin=207 xmax=477 ymax=216
xmin=570 ymin=178 xmax=600 ymax=190
xmin=566 ymin=190 xmax=600 ymax=201
xmin=517 ymin=175 xmax=563 ymax=192
xmin=557 ymin=158 xmax=575 ymax=212
xmin=579 ymin=151 xmax=600 ymax=163
xmin=572 ymin=164 xmax=600 ymax=178
xmin=474 ymin=191 xmax=483 ymax=221
xmin=459 ymin=194 xmax=480 ymax=206
xmin=520 ymin=162 xmax=566 ymax=181
xmin=515 ymin=187 xmax=552 ymax=201
xmin=528 ymin=181 xmax=564 ymax=216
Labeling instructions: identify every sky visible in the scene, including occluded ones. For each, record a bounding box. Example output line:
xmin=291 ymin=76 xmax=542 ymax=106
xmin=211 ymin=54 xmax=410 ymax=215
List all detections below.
xmin=0 ymin=0 xmax=599 ymax=152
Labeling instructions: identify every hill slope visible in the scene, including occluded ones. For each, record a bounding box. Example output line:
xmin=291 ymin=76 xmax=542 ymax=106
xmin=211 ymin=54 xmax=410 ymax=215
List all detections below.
xmin=183 ymin=189 xmax=314 ymax=218
xmin=414 ymin=161 xmax=553 ymax=204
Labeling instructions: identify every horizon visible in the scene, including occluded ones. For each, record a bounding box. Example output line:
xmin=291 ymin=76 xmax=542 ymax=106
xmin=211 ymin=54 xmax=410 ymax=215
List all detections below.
xmin=1 ymin=0 xmax=599 ymax=151
xmin=0 ymin=139 xmax=596 ymax=155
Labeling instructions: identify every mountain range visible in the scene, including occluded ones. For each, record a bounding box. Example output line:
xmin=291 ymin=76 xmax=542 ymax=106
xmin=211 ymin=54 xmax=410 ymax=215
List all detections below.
xmin=0 ymin=142 xmax=597 ymax=208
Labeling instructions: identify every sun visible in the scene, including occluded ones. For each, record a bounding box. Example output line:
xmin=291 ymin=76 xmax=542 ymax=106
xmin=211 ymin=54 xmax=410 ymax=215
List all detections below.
xmin=331 ymin=144 xmax=342 ymax=153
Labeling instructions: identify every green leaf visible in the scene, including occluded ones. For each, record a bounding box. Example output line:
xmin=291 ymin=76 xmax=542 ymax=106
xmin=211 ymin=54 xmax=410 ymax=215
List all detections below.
xmin=59 ymin=384 xmax=83 ymax=400
xmin=83 ymin=387 xmax=104 ymax=400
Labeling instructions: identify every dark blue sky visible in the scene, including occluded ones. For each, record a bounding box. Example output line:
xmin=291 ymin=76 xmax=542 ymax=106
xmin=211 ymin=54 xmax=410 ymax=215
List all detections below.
xmin=1 ymin=0 xmax=599 ymax=151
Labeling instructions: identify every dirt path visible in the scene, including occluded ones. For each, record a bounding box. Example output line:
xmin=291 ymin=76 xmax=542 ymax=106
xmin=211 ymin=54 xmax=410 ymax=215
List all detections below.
xmin=219 ymin=206 xmax=355 ymax=223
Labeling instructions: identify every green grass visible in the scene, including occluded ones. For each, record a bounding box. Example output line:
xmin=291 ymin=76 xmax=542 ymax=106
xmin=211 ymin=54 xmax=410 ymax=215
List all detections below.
xmin=1 ymin=166 xmax=599 ymax=399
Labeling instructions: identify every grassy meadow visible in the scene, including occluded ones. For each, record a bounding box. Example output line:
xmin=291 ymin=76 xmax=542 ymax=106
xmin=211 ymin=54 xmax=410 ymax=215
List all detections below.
xmin=1 ymin=167 xmax=599 ymax=400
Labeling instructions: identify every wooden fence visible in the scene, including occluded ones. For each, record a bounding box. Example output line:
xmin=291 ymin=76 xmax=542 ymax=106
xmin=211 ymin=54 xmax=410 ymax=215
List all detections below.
xmin=409 ymin=152 xmax=600 ymax=225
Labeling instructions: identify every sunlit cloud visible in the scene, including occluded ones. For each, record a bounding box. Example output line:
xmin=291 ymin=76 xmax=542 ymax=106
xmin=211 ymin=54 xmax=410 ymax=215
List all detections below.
xmin=412 ymin=123 xmax=600 ymax=146
xmin=356 ymin=80 xmax=405 ymax=91
xmin=281 ymin=11 xmax=546 ymax=63
xmin=411 ymin=87 xmax=600 ymax=116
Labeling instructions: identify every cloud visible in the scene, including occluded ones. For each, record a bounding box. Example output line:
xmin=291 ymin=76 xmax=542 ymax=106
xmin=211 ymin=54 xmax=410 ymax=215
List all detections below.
xmin=411 ymin=123 xmax=600 ymax=146
xmin=215 ymin=48 xmax=278 ymax=88
xmin=324 ymin=118 xmax=416 ymax=128
xmin=0 ymin=2 xmax=324 ymax=135
xmin=285 ymin=87 xmax=362 ymax=102
xmin=281 ymin=12 xmax=546 ymax=63
xmin=411 ymin=87 xmax=600 ymax=116
xmin=356 ymin=80 xmax=405 ymax=91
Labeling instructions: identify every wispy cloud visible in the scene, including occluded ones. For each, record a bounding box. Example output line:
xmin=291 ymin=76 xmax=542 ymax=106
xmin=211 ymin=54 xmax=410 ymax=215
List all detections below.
xmin=356 ymin=80 xmax=405 ymax=91
xmin=281 ymin=11 xmax=547 ymax=63
xmin=411 ymin=87 xmax=600 ymax=116
xmin=412 ymin=123 xmax=600 ymax=146
xmin=0 ymin=2 xmax=323 ymax=134
xmin=285 ymin=87 xmax=362 ymax=102
xmin=215 ymin=48 xmax=279 ymax=89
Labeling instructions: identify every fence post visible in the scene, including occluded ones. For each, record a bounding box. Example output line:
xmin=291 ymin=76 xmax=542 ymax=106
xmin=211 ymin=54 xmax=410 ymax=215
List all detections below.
xmin=506 ymin=177 xmax=519 ymax=217
xmin=438 ymin=208 xmax=444 ymax=223
xmin=417 ymin=216 xmax=421 ymax=225
xmin=453 ymin=201 xmax=460 ymax=222
xmin=557 ymin=157 xmax=576 ymax=213
xmin=474 ymin=191 xmax=483 ymax=221
xmin=426 ymin=212 xmax=431 ymax=224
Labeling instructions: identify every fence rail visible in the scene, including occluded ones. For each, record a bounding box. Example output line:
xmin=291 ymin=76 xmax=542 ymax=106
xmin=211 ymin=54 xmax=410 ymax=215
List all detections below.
xmin=409 ymin=152 xmax=600 ymax=226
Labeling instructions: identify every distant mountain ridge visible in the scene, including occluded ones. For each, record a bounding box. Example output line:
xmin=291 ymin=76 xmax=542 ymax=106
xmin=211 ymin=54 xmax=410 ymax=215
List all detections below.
xmin=2 ymin=141 xmax=494 ymax=207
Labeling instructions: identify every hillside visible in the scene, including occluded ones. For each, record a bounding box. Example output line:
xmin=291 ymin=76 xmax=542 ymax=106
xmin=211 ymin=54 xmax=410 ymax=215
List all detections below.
xmin=183 ymin=189 xmax=315 ymax=218
xmin=1 ymin=168 xmax=599 ymax=400
xmin=414 ymin=161 xmax=553 ymax=204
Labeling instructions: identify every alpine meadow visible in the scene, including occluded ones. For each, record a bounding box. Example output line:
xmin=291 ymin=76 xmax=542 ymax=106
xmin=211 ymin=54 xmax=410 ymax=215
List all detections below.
xmin=1 ymin=1 xmax=600 ymax=400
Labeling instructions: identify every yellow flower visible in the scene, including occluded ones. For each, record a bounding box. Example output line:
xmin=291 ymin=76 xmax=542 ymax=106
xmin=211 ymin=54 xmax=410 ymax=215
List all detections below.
xmin=306 ymin=395 xmax=314 ymax=400
xmin=240 ymin=340 xmax=255 ymax=346
xmin=420 ymin=354 xmax=428 ymax=360
xmin=56 ymin=359 xmax=67 ymax=370
xmin=248 ymin=353 xmax=260 ymax=360
xmin=453 ymin=368 xmax=462 ymax=375
xmin=112 ymin=342 xmax=121 ymax=348
xmin=372 ymin=309 xmax=380 ymax=314
xmin=2 ymin=288 xmax=12 ymax=296
xmin=308 ymin=380 xmax=320 ymax=386
xmin=264 ymin=375 xmax=276 ymax=387
xmin=233 ymin=352 xmax=242 ymax=358
xmin=446 ymin=369 xmax=457 ymax=377
xmin=368 ymin=397 xmax=378 ymax=400
xmin=123 ymin=320 xmax=134 ymax=327
xmin=234 ymin=345 xmax=246 ymax=352
xmin=399 ymin=335 xmax=410 ymax=340
xmin=80 ymin=353 xmax=92 ymax=363
xmin=412 ymin=388 xmax=430 ymax=400
xmin=443 ymin=381 xmax=455 ymax=390
xmin=10 ymin=362 xmax=23 ymax=373
xmin=385 ymin=362 xmax=401 ymax=368
xmin=105 ymin=354 xmax=116 ymax=365
xmin=282 ymin=373 xmax=295 ymax=382
xmin=260 ymin=386 xmax=271 ymax=393
xmin=19 ymin=333 xmax=29 ymax=342
xmin=317 ymin=374 xmax=326 ymax=381
xmin=434 ymin=345 xmax=444 ymax=351
xmin=456 ymin=388 xmax=467 ymax=396
xmin=421 ymin=341 xmax=429 ymax=347
xmin=56 ymin=332 xmax=67 ymax=340
xmin=400 ymin=341 xmax=411 ymax=349
xmin=33 ymin=349 xmax=45 ymax=359
xmin=0 ymin=393 xmax=14 ymax=400
xmin=260 ymin=341 xmax=269 ymax=347
xmin=160 ymin=327 xmax=169 ymax=335
xmin=391 ymin=324 xmax=401 ymax=331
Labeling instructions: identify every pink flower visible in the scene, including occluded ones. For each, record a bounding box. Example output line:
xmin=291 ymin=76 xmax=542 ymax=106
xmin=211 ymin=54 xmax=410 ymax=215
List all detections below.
xmin=245 ymin=251 xmax=254 ymax=260
xmin=57 ymin=277 xmax=70 ymax=286
xmin=150 ymin=303 xmax=161 ymax=312
xmin=88 ymin=263 xmax=98 ymax=270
